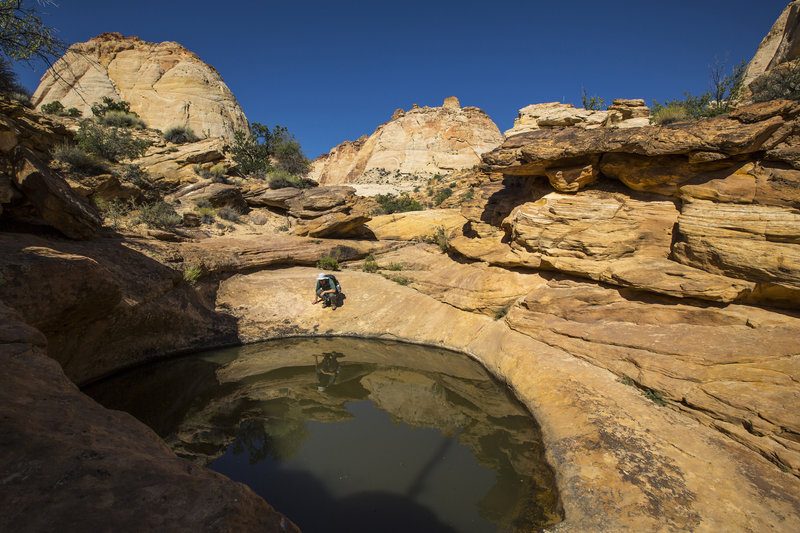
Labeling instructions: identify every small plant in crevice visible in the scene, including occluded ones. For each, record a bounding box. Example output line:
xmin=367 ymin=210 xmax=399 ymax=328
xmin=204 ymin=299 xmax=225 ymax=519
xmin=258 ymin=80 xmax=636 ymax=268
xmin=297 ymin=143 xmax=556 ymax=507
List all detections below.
xmin=390 ymin=275 xmax=410 ymax=286
xmin=421 ymin=226 xmax=448 ymax=253
xmin=386 ymin=262 xmax=403 ymax=271
xmin=316 ymin=256 xmax=339 ymax=271
xmin=618 ymin=375 xmax=667 ymax=406
xmin=493 ymin=305 xmax=511 ymax=321
xmin=196 ymin=207 xmax=216 ymax=224
xmin=183 ymin=263 xmax=202 ymax=284
xmin=277 ymin=224 xmax=289 ymax=232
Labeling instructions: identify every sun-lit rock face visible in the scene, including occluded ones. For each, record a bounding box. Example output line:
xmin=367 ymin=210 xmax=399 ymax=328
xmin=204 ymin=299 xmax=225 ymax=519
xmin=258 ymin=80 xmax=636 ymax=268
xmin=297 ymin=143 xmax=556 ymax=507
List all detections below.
xmin=742 ymin=0 xmax=800 ymax=89
xmin=31 ymin=33 xmax=249 ymax=140
xmin=503 ymin=99 xmax=650 ymax=137
xmin=310 ymin=96 xmax=504 ymax=188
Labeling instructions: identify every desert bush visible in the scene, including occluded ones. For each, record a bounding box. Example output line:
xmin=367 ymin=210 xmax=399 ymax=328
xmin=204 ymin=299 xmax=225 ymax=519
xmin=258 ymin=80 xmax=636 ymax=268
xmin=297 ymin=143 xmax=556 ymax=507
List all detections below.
xmin=266 ymin=169 xmax=314 ymax=189
xmin=374 ymin=193 xmax=423 ymax=214
xmin=66 ymin=107 xmax=81 ymax=117
xmin=194 ymin=163 xmax=228 ymax=182
xmin=581 ymin=87 xmax=605 ymax=111
xmin=95 ymin=198 xmax=131 ymax=230
xmin=316 ymin=256 xmax=339 ymax=271
xmin=390 ymin=275 xmax=410 ymax=286
xmin=75 ymin=121 xmax=150 ymax=162
xmin=750 ymin=61 xmax=800 ymax=102
xmin=134 ymin=201 xmax=181 ymax=229
xmin=183 ymin=263 xmax=202 ymax=284
xmin=99 ymin=110 xmax=146 ymax=129
xmin=163 ymin=125 xmax=200 ymax=144
xmin=232 ymin=122 xmax=311 ymax=178
xmin=463 ymin=187 xmax=474 ymax=200
xmin=194 ymin=198 xmax=212 ymax=209
xmin=41 ymin=100 xmax=64 ymax=114
xmin=422 ymin=226 xmax=448 ymax=252
xmin=217 ymin=206 xmax=240 ymax=222
xmin=52 ymin=144 xmax=109 ymax=174
xmin=493 ymin=304 xmax=511 ymax=320
xmin=121 ymin=164 xmax=148 ymax=185
xmin=434 ymin=187 xmax=452 ymax=206
xmin=277 ymin=224 xmax=289 ymax=231
xmin=386 ymin=262 xmax=403 ymax=271
xmin=196 ymin=206 xmax=216 ymax=224
xmin=651 ymin=104 xmax=689 ymax=125
xmin=91 ymin=96 xmax=132 ymax=117
xmin=651 ymin=58 xmax=745 ymax=122
xmin=362 ymin=254 xmax=378 ymax=273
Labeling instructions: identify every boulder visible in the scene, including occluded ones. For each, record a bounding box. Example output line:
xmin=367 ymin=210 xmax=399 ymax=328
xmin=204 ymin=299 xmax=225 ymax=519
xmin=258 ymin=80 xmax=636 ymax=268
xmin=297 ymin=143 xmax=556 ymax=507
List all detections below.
xmin=32 ymin=33 xmax=248 ymax=140
xmin=9 ymin=146 xmax=100 ymax=239
xmin=133 ymin=137 xmax=227 ymax=190
xmin=181 ymin=183 xmax=247 ymax=211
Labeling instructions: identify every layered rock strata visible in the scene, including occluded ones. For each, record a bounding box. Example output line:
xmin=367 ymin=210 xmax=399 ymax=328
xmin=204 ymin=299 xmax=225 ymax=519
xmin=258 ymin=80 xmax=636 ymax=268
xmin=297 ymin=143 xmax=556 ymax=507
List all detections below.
xmin=310 ymin=97 xmax=504 ymax=188
xmin=503 ymin=99 xmax=650 ymax=137
xmin=32 ymin=33 xmax=249 ymax=140
xmin=449 ymin=99 xmax=800 ymax=475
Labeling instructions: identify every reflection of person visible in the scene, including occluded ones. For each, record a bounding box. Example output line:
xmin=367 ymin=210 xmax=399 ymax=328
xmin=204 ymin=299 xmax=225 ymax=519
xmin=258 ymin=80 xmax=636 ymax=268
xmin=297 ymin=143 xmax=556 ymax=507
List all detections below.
xmin=312 ymin=273 xmax=338 ymax=307
xmin=315 ymin=352 xmax=341 ymax=391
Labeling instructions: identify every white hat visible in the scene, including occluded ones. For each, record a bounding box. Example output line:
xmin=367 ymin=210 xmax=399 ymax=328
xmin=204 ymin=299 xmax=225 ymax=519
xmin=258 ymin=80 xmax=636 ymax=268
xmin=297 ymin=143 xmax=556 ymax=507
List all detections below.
xmin=317 ymin=273 xmax=326 ymax=280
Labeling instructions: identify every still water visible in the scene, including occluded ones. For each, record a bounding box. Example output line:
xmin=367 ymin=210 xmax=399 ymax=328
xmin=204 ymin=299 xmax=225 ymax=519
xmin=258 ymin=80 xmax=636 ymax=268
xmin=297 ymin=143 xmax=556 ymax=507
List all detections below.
xmin=85 ymin=337 xmax=562 ymax=532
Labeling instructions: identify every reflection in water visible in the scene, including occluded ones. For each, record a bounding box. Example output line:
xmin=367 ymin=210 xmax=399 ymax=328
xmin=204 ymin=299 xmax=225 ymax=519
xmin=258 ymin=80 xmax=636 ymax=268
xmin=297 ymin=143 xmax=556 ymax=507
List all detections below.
xmin=85 ymin=337 xmax=562 ymax=532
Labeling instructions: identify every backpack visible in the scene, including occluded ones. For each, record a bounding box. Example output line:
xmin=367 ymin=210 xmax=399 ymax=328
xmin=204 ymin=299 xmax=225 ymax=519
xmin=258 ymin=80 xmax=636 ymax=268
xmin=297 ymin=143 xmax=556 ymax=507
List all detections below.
xmin=325 ymin=274 xmax=342 ymax=293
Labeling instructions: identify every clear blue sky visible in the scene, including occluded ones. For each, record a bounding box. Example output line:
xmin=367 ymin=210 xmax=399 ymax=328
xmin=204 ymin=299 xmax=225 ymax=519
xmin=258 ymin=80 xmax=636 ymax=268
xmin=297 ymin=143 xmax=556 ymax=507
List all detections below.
xmin=13 ymin=0 xmax=790 ymax=158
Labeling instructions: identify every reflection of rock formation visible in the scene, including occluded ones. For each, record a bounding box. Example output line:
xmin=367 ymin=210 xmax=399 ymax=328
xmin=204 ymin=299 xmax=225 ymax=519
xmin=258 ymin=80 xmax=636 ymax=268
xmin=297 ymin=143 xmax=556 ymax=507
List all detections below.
xmin=85 ymin=337 xmax=561 ymax=530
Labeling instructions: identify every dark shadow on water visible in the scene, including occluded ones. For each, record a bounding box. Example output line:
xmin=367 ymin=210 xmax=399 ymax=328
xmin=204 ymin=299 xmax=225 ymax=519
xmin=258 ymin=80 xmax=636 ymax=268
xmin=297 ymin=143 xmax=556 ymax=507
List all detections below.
xmin=215 ymin=448 xmax=457 ymax=533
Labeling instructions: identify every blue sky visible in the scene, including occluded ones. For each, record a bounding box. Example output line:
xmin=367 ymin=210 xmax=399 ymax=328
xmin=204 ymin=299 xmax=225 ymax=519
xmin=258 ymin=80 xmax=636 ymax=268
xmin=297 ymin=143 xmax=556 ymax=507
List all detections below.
xmin=13 ymin=0 xmax=790 ymax=158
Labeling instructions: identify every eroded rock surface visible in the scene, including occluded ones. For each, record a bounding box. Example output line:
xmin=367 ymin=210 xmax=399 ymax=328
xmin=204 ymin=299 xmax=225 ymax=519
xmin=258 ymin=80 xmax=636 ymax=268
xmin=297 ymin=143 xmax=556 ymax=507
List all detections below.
xmin=32 ymin=33 xmax=249 ymax=140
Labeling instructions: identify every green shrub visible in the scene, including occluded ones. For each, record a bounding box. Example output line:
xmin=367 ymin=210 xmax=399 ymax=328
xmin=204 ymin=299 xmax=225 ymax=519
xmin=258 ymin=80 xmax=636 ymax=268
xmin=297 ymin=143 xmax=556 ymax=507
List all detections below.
xmin=196 ymin=207 xmax=216 ymax=224
xmin=277 ymin=224 xmax=289 ymax=231
xmin=164 ymin=125 xmax=200 ymax=144
xmin=618 ymin=375 xmax=635 ymax=386
xmin=651 ymin=104 xmax=689 ymax=125
xmin=434 ymin=187 xmax=453 ymax=206
xmin=194 ymin=198 xmax=212 ymax=209
xmin=387 ymin=262 xmax=403 ymax=271
xmin=52 ymin=144 xmax=109 ymax=174
xmin=651 ymin=59 xmax=745 ymax=121
xmin=134 ymin=201 xmax=181 ymax=229
xmin=95 ymin=198 xmax=131 ymax=229
xmin=362 ymin=254 xmax=378 ymax=273
xmin=217 ymin=206 xmax=240 ymax=222
xmin=75 ymin=121 xmax=150 ymax=162
xmin=374 ymin=193 xmax=423 ymax=214
xmin=750 ymin=61 xmax=800 ymax=102
xmin=41 ymin=100 xmax=64 ymax=114
xmin=183 ymin=263 xmax=202 ymax=284
xmin=390 ymin=275 xmax=410 ymax=285
xmin=581 ymin=87 xmax=605 ymax=110
xmin=66 ymin=107 xmax=81 ymax=117
xmin=99 ymin=110 xmax=146 ymax=129
xmin=121 ymin=164 xmax=148 ymax=185
xmin=232 ymin=122 xmax=311 ymax=178
xmin=423 ymin=226 xmax=448 ymax=252
xmin=266 ymin=169 xmax=314 ymax=189
xmin=463 ymin=187 xmax=474 ymax=200
xmin=316 ymin=256 xmax=339 ymax=271
xmin=91 ymin=96 xmax=132 ymax=117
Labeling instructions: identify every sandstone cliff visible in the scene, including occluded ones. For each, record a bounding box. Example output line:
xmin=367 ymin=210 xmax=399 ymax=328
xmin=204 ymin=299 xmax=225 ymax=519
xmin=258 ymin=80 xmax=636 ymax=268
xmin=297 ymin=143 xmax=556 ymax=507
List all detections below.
xmin=742 ymin=0 xmax=800 ymax=88
xmin=31 ymin=33 xmax=249 ymax=140
xmin=310 ymin=96 xmax=504 ymax=190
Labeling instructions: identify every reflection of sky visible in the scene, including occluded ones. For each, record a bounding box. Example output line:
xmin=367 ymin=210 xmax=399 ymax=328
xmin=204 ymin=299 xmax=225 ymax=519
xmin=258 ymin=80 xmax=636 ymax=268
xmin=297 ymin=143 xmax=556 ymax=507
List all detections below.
xmin=212 ymin=400 xmax=497 ymax=533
